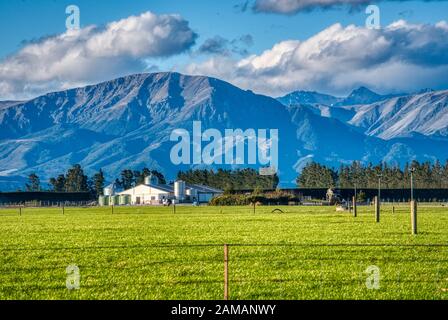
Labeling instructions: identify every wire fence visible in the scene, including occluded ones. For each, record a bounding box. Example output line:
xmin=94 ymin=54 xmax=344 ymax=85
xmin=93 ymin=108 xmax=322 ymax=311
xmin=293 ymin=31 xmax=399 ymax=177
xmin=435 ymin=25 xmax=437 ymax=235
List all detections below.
xmin=1 ymin=242 xmax=447 ymax=299
xmin=1 ymin=205 xmax=447 ymax=299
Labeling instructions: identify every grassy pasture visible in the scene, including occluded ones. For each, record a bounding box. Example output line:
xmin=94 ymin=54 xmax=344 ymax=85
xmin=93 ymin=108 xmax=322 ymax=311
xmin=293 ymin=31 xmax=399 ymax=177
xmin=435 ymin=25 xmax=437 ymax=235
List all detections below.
xmin=0 ymin=205 xmax=447 ymax=300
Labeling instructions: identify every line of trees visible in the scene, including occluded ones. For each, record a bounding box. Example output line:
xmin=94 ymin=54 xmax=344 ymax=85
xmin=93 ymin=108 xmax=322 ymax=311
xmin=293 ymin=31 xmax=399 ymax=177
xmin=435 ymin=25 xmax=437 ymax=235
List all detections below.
xmin=26 ymin=166 xmax=166 ymax=196
xmin=114 ymin=168 xmax=166 ymax=190
xmin=297 ymin=160 xmax=448 ymax=189
xmin=48 ymin=164 xmax=105 ymax=196
xmin=177 ymin=168 xmax=279 ymax=191
xmin=20 ymin=165 xmax=104 ymax=197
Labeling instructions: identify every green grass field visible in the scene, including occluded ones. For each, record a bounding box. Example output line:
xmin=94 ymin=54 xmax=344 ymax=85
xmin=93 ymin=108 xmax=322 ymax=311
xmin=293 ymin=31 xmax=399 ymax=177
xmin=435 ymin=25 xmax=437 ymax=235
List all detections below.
xmin=0 ymin=205 xmax=447 ymax=300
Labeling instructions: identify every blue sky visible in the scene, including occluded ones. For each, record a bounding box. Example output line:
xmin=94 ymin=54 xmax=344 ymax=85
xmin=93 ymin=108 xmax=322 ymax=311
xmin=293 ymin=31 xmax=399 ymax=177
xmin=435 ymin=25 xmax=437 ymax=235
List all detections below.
xmin=1 ymin=0 xmax=448 ymax=99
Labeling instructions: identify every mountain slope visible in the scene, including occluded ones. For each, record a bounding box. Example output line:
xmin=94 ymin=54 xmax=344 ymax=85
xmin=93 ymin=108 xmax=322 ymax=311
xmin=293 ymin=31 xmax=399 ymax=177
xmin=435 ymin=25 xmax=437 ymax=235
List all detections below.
xmin=279 ymin=87 xmax=448 ymax=140
xmin=1 ymin=73 xmax=448 ymax=190
xmin=348 ymin=90 xmax=448 ymax=139
xmin=336 ymin=86 xmax=387 ymax=106
xmin=277 ymin=90 xmax=341 ymax=106
xmin=0 ymin=72 xmax=299 ymax=188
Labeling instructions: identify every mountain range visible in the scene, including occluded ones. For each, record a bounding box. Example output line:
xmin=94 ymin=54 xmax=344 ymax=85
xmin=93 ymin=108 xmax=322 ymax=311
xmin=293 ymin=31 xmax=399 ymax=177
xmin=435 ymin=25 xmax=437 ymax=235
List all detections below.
xmin=1 ymin=72 xmax=448 ymax=190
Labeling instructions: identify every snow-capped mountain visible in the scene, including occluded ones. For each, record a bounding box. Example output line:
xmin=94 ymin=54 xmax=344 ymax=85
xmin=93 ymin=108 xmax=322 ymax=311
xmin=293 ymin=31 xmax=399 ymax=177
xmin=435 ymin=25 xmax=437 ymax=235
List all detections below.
xmin=0 ymin=72 xmax=447 ymax=190
xmin=348 ymin=90 xmax=448 ymax=139
xmin=277 ymin=86 xmax=402 ymax=108
xmin=277 ymin=90 xmax=341 ymax=106
xmin=336 ymin=86 xmax=393 ymax=106
xmin=279 ymin=87 xmax=448 ymax=140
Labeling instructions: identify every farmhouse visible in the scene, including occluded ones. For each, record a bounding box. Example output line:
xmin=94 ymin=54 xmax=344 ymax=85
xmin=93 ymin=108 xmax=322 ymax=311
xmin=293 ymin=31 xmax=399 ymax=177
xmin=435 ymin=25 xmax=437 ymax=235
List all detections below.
xmin=101 ymin=174 xmax=222 ymax=206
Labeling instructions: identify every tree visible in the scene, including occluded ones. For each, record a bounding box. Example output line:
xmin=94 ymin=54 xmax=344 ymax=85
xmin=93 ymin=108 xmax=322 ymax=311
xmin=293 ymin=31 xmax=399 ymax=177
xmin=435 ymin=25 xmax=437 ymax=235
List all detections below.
xmin=91 ymin=169 xmax=105 ymax=197
xmin=120 ymin=169 xmax=134 ymax=190
xmin=297 ymin=163 xmax=336 ymax=188
xmin=133 ymin=170 xmax=143 ymax=185
xmin=49 ymin=174 xmax=66 ymax=192
xmin=65 ymin=164 xmax=88 ymax=192
xmin=26 ymin=173 xmax=40 ymax=191
xmin=151 ymin=170 xmax=166 ymax=185
xmin=177 ymin=168 xmax=277 ymax=190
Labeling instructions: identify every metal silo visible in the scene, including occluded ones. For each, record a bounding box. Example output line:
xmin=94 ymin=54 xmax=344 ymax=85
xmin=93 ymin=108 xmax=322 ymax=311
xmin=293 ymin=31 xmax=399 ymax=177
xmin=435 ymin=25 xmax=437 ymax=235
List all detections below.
xmin=174 ymin=180 xmax=186 ymax=202
xmin=98 ymin=196 xmax=106 ymax=207
xmin=119 ymin=195 xmax=127 ymax=205
xmin=109 ymin=195 xmax=119 ymax=206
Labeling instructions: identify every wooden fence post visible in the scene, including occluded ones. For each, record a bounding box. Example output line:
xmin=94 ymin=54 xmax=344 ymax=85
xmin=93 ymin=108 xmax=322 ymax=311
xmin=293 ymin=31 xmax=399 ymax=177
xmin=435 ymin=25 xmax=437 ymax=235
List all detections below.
xmin=19 ymin=207 xmax=22 ymax=216
xmin=374 ymin=196 xmax=380 ymax=223
xmin=173 ymin=203 xmax=176 ymax=214
xmin=411 ymin=201 xmax=417 ymax=235
xmin=353 ymin=196 xmax=357 ymax=217
xmin=253 ymin=202 xmax=256 ymax=214
xmin=62 ymin=205 xmax=65 ymax=215
xmin=111 ymin=205 xmax=114 ymax=215
xmin=224 ymin=244 xmax=229 ymax=300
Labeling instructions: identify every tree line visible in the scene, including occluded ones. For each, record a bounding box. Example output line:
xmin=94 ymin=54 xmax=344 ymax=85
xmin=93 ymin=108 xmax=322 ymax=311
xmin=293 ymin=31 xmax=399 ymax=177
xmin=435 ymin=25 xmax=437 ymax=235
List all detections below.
xmin=113 ymin=169 xmax=166 ymax=190
xmin=297 ymin=160 xmax=448 ymax=189
xmin=23 ymin=165 xmax=166 ymax=197
xmin=25 ymin=166 xmax=276 ymax=195
xmin=177 ymin=168 xmax=279 ymax=191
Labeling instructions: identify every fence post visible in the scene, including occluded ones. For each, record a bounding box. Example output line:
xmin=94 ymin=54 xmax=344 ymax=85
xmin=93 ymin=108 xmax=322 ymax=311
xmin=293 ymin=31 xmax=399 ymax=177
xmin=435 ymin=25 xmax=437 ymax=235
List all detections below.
xmin=224 ymin=244 xmax=229 ymax=300
xmin=19 ymin=207 xmax=22 ymax=216
xmin=173 ymin=203 xmax=176 ymax=214
xmin=374 ymin=196 xmax=380 ymax=223
xmin=352 ymin=196 xmax=357 ymax=217
xmin=112 ymin=205 xmax=114 ymax=215
xmin=392 ymin=206 xmax=395 ymax=214
xmin=62 ymin=205 xmax=65 ymax=215
xmin=411 ymin=201 xmax=417 ymax=235
xmin=253 ymin=202 xmax=256 ymax=214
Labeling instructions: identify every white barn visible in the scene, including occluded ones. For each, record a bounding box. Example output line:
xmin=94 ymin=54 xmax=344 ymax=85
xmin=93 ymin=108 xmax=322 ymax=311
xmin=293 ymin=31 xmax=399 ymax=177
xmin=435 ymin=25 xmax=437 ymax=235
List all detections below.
xmin=115 ymin=175 xmax=222 ymax=205
xmin=118 ymin=183 xmax=174 ymax=205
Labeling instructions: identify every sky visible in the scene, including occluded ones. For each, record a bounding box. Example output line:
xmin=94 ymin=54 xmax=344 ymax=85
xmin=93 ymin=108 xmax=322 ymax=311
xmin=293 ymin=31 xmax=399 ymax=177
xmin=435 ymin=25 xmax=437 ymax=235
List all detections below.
xmin=0 ymin=0 xmax=448 ymax=99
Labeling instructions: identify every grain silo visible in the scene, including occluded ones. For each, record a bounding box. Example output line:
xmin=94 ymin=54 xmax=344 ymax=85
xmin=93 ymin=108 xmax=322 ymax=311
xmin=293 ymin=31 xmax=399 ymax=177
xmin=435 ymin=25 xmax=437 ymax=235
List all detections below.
xmin=174 ymin=180 xmax=186 ymax=202
xmin=98 ymin=195 xmax=106 ymax=206
xmin=144 ymin=173 xmax=159 ymax=185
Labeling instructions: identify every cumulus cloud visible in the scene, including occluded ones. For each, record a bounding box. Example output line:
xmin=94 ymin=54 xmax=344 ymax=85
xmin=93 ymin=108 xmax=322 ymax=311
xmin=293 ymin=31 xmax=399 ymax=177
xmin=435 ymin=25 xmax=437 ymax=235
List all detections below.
xmin=185 ymin=20 xmax=448 ymax=97
xmin=253 ymin=0 xmax=446 ymax=14
xmin=0 ymin=11 xmax=197 ymax=100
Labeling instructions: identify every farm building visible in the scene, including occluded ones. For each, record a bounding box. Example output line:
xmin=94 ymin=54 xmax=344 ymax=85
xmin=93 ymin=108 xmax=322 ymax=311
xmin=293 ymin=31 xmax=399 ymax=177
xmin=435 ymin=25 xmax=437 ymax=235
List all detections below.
xmin=100 ymin=174 xmax=222 ymax=206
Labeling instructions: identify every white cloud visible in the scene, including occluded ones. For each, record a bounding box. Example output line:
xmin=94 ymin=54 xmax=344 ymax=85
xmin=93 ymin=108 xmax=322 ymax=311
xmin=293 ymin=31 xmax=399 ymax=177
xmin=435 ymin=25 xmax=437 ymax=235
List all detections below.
xmin=185 ymin=20 xmax=448 ymax=97
xmin=0 ymin=11 xmax=197 ymax=100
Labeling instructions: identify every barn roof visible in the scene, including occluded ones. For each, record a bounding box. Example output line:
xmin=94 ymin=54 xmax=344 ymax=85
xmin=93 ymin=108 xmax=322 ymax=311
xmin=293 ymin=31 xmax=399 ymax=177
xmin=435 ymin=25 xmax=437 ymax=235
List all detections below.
xmin=144 ymin=183 xmax=174 ymax=192
xmin=186 ymin=184 xmax=222 ymax=193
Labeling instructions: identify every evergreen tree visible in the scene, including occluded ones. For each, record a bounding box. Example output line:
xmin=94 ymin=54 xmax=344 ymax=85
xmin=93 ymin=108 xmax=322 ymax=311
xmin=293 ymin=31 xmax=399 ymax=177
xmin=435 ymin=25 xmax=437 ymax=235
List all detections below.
xmin=49 ymin=174 xmax=66 ymax=192
xmin=92 ymin=169 xmax=105 ymax=197
xmin=26 ymin=173 xmax=40 ymax=191
xmin=120 ymin=169 xmax=134 ymax=190
xmin=65 ymin=164 xmax=88 ymax=192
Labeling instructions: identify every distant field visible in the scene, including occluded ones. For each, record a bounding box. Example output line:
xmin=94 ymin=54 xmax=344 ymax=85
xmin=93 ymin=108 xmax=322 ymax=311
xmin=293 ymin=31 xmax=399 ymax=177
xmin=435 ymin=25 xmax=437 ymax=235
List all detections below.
xmin=0 ymin=205 xmax=447 ymax=300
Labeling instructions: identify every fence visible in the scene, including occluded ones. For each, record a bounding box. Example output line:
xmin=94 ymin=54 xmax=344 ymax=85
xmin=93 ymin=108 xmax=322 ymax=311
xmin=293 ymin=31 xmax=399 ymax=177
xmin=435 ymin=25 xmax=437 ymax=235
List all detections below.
xmin=0 ymin=191 xmax=93 ymax=206
xmin=0 ymin=205 xmax=447 ymax=299
xmin=1 ymin=242 xmax=447 ymax=300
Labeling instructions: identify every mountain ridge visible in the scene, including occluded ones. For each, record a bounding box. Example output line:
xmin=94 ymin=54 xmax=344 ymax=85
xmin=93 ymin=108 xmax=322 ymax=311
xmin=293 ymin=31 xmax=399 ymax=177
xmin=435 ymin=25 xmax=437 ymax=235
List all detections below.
xmin=1 ymin=72 xmax=448 ymax=190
